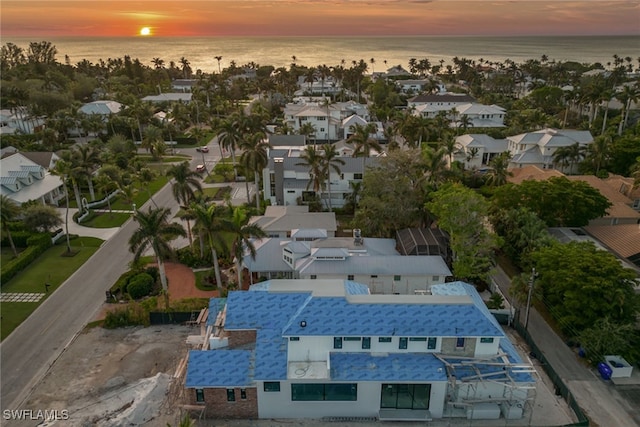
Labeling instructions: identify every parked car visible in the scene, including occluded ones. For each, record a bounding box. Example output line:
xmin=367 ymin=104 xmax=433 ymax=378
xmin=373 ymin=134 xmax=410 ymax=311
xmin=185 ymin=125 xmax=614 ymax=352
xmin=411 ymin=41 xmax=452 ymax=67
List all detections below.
xmin=196 ymin=164 xmax=206 ymax=173
xmin=196 ymin=146 xmax=209 ymax=153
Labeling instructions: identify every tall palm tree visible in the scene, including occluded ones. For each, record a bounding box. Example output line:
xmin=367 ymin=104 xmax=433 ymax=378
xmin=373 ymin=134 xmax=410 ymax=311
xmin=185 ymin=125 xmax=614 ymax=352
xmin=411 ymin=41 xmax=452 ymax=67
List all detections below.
xmin=321 ymin=144 xmax=345 ymax=212
xmin=129 ymin=207 xmax=186 ymax=309
xmin=73 ymin=144 xmax=101 ymax=201
xmin=297 ymin=145 xmax=326 ymax=207
xmin=298 ymin=122 xmax=317 ymax=143
xmin=51 ymin=158 xmax=74 ymax=253
xmin=166 ymin=162 xmax=203 ymax=247
xmin=239 ymin=133 xmax=271 ymax=210
xmin=191 ymin=202 xmax=226 ymax=288
xmin=587 ymin=135 xmax=612 ymax=175
xmin=58 ymin=149 xmax=85 ymax=214
xmin=223 ymin=207 xmax=266 ymax=287
xmin=457 ymin=115 xmax=474 ymax=134
xmin=215 ymin=117 xmax=242 ymax=180
xmin=0 ymin=195 xmax=20 ymax=257
xmin=214 ymin=55 xmax=223 ymax=74
xmin=143 ymin=125 xmax=165 ymax=160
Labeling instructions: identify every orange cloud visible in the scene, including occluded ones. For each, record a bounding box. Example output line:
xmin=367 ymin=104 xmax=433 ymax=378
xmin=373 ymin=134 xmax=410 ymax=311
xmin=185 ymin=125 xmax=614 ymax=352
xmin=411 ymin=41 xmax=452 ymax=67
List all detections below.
xmin=1 ymin=0 xmax=638 ymax=37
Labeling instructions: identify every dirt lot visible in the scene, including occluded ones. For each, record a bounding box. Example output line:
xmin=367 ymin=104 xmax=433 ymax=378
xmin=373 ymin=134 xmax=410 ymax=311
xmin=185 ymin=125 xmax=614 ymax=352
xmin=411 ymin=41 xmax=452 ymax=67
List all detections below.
xmin=19 ymin=324 xmax=195 ymax=427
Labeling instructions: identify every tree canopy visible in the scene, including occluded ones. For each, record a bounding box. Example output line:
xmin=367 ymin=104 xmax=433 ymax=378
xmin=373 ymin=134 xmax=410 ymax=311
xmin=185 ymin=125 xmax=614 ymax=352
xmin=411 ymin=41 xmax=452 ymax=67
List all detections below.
xmin=425 ymin=183 xmax=498 ymax=286
xmin=528 ymin=241 xmax=639 ymax=335
xmin=490 ymin=176 xmax=611 ymax=227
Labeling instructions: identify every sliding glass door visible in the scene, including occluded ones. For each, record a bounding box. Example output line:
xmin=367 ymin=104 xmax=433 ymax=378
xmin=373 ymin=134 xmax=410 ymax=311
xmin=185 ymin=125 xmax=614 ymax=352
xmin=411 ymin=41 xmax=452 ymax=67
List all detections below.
xmin=381 ymin=384 xmax=430 ymax=410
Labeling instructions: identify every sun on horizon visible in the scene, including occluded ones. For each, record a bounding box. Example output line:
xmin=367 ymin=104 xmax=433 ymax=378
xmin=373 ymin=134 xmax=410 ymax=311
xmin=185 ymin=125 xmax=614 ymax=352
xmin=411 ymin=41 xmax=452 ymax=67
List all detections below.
xmin=140 ymin=27 xmax=151 ymax=36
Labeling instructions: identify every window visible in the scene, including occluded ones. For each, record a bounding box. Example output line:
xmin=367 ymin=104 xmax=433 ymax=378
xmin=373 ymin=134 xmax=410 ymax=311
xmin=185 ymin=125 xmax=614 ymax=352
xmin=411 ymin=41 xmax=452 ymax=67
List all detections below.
xmin=480 ymin=337 xmax=494 ymax=343
xmin=240 ymin=389 xmax=247 ymax=400
xmin=291 ymin=383 xmax=357 ymax=401
xmin=379 ymin=337 xmax=392 ymax=343
xmin=344 ymin=337 xmax=361 ymax=341
xmin=410 ymin=337 xmax=427 ymax=342
xmin=427 ymin=337 xmax=437 ymax=350
xmin=264 ymin=382 xmax=281 ymax=392
xmin=334 ymin=337 xmax=343 ymax=349
xmin=310 ymin=275 xmax=317 ymax=280
xmin=290 ymin=337 xmax=300 ymax=341
xmin=432 ymin=276 xmax=439 ymax=282
xmin=381 ymin=384 xmax=431 ymax=410
xmin=456 ymin=337 xmax=465 ymax=349
xmin=354 ymin=173 xmax=363 ymax=180
xmin=227 ymin=389 xmax=235 ymax=402
xmin=371 ymin=275 xmax=378 ymax=278
xmin=195 ymin=389 xmax=205 ymax=403
xmin=399 ymin=337 xmax=408 ymax=349
xmin=394 ymin=275 xmax=401 ymax=281
xmin=362 ymin=337 xmax=371 ymax=349
xmin=347 ymin=275 xmax=354 ymax=280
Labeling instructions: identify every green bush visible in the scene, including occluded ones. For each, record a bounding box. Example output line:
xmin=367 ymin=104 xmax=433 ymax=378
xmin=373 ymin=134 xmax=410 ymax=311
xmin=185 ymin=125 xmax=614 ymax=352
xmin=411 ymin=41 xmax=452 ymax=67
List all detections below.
xmin=177 ymin=247 xmax=207 ymax=268
xmin=127 ymin=273 xmax=154 ymax=299
xmin=26 ymin=233 xmax=53 ymax=247
xmin=1 ymin=231 xmax=31 ymax=248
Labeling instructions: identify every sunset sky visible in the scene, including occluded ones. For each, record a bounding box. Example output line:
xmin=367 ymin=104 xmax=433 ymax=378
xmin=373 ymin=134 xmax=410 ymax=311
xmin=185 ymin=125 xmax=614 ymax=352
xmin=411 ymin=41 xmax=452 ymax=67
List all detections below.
xmin=2 ymin=0 xmax=639 ymax=37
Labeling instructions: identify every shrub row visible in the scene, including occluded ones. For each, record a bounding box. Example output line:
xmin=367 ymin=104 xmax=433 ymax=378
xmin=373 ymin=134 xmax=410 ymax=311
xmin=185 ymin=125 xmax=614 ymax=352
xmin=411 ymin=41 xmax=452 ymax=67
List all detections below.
xmin=1 ymin=234 xmax=52 ymax=286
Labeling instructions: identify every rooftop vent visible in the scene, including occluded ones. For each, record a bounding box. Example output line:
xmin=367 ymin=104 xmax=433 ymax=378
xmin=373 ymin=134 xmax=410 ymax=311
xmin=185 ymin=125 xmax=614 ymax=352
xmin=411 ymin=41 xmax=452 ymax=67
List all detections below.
xmin=353 ymin=228 xmax=363 ymax=246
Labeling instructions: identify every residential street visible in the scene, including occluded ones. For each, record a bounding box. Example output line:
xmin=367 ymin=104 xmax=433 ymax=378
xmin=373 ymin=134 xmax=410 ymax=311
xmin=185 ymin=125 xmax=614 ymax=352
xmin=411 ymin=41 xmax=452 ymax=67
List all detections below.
xmin=492 ymin=266 xmax=639 ymax=427
xmin=0 ymin=140 xmax=223 ymax=414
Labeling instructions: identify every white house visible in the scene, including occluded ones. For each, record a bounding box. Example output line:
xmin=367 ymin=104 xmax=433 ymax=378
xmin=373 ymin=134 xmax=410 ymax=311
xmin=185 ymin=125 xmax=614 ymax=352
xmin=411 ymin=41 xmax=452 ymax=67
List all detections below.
xmin=185 ymin=280 xmax=535 ymax=420
xmin=0 ymin=153 xmax=65 ymax=206
xmin=507 ymin=128 xmax=593 ymax=171
xmin=283 ymin=100 xmax=371 ymax=142
xmin=412 ymin=101 xmax=505 ymax=128
xmin=262 ymin=148 xmax=378 ymax=208
xmin=243 ymin=230 xmax=452 ymax=293
xmin=0 ymin=108 xmax=45 ymax=135
xmin=407 ymin=93 xmax=476 ymax=110
xmin=453 ymin=134 xmax=509 ymax=169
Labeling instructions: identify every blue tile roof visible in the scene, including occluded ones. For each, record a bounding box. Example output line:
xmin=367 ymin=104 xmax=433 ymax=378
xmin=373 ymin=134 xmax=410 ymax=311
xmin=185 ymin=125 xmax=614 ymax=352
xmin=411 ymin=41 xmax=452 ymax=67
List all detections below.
xmin=185 ymin=350 xmax=253 ymax=388
xmin=330 ymin=352 xmax=448 ymax=382
xmin=282 ymin=297 xmax=504 ymax=337
xmin=253 ymin=329 xmax=289 ymax=380
xmin=224 ymin=291 xmax=311 ymax=331
xmin=499 ymin=338 xmax=536 ymax=383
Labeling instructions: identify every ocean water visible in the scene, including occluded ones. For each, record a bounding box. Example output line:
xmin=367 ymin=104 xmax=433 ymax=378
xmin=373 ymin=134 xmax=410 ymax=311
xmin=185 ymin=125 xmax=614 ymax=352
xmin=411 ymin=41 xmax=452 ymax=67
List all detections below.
xmin=5 ymin=35 xmax=639 ymax=73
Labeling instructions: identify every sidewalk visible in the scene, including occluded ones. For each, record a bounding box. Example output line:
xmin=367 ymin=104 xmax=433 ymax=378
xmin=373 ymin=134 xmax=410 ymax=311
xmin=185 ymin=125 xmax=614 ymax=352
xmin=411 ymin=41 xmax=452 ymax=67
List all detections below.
xmin=55 ymin=208 xmax=123 ymax=241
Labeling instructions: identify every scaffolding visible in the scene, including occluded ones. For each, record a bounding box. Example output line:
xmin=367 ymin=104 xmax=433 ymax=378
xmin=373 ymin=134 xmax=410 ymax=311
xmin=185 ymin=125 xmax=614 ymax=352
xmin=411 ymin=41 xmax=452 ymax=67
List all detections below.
xmin=435 ymin=352 xmax=538 ymax=422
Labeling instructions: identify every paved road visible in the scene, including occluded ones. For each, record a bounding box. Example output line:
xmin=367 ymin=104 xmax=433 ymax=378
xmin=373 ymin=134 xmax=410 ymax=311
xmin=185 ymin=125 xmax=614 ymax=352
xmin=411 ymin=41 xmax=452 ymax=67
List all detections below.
xmin=0 ymin=139 xmax=226 ymax=415
xmin=492 ymin=266 xmax=638 ymax=427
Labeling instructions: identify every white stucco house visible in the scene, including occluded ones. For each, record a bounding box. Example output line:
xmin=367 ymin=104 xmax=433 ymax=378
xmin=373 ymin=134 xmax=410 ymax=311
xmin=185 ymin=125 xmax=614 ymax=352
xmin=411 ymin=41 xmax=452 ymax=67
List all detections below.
xmin=248 ymin=206 xmax=337 ymax=238
xmin=262 ymin=144 xmax=379 ymax=208
xmin=185 ymin=280 xmax=535 ymax=420
xmin=0 ymin=153 xmax=65 ymax=206
xmin=0 ymin=108 xmax=45 ymax=135
xmin=507 ymin=128 xmax=593 ymax=171
xmin=452 ymin=134 xmax=509 ymax=169
xmin=283 ymin=100 xmax=371 ymax=143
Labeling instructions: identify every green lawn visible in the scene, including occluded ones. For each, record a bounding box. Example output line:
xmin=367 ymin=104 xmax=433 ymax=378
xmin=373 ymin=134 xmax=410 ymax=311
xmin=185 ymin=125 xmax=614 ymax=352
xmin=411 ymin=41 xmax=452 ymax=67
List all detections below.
xmin=194 ymin=269 xmax=217 ymax=291
xmin=81 ymin=211 xmax=132 ymax=228
xmin=1 ymin=246 xmax=24 ymax=265
xmin=0 ymin=237 xmax=103 ymax=340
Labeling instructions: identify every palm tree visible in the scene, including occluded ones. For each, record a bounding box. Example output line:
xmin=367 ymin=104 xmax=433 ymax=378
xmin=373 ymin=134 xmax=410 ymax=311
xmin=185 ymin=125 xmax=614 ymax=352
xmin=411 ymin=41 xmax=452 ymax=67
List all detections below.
xmin=0 ymin=195 xmax=20 ymax=257
xmin=215 ymin=117 xmax=242 ymax=180
xmin=349 ymin=123 xmax=381 ymax=158
xmin=129 ymin=207 xmax=186 ymax=309
xmin=223 ymin=207 xmax=266 ymax=287
xmin=58 ymin=150 xmax=85 ymax=214
xmin=587 ymin=135 xmax=612 ymax=175
xmin=190 ymin=202 xmax=226 ymax=289
xmin=321 ymin=144 xmax=345 ymax=212
xmin=143 ymin=125 xmax=165 ymax=160
xmin=298 ymin=122 xmax=317 ymax=143
xmin=486 ymin=152 xmax=513 ymax=186
xmin=297 ymin=145 xmax=326 ymax=207
xmin=166 ymin=162 xmax=203 ymax=247
xmin=73 ymin=144 xmax=101 ymax=201
xmin=552 ymin=146 xmax=572 ymax=172
xmin=457 ymin=115 xmax=474 ymax=134
xmin=239 ymin=133 xmax=271 ymax=210
xmin=422 ymin=146 xmax=448 ymax=188
xmin=51 ymin=158 xmax=74 ymax=253
xmin=214 ymin=55 xmax=223 ymax=74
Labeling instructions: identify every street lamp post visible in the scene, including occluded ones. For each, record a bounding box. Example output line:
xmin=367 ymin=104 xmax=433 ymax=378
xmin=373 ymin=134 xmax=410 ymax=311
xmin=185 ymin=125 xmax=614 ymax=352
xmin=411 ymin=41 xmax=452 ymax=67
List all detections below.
xmin=524 ymin=268 xmax=537 ymax=330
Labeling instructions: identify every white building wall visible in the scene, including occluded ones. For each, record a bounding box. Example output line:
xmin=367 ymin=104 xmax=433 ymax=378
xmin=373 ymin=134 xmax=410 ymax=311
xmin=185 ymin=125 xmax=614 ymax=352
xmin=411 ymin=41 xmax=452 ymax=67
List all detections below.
xmin=288 ymin=336 xmax=443 ymax=358
xmin=302 ymin=273 xmax=444 ymax=295
xmin=473 ymin=338 xmax=501 ymax=356
xmin=257 ymin=380 xmax=448 ymax=419
xmin=288 ymin=336 xmax=333 ymax=361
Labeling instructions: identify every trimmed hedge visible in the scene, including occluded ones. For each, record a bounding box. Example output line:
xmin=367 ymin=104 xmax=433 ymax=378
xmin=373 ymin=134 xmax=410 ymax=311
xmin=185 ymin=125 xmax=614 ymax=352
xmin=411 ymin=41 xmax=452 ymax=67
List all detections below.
xmin=1 ymin=231 xmax=32 ymax=248
xmin=0 ymin=234 xmax=53 ymax=286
